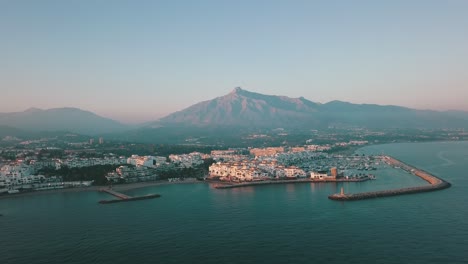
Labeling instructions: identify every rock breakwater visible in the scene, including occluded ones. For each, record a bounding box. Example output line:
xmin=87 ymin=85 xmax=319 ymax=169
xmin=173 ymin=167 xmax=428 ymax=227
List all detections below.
xmin=328 ymin=156 xmax=451 ymax=201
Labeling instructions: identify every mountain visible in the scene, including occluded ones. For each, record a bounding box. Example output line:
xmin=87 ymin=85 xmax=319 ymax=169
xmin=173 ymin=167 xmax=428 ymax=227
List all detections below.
xmin=159 ymin=87 xmax=321 ymax=127
xmin=0 ymin=107 xmax=130 ymax=135
xmin=157 ymin=87 xmax=468 ymax=129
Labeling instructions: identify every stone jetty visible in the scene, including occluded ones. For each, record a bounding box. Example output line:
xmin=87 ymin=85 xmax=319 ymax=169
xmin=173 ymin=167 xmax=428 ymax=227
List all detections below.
xmin=328 ymin=156 xmax=451 ymax=201
xmin=213 ymin=177 xmax=372 ymax=189
xmin=98 ymin=188 xmax=161 ymax=204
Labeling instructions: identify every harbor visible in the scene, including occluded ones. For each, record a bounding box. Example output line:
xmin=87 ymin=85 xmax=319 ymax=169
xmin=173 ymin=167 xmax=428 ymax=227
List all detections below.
xmin=98 ymin=188 xmax=161 ymax=204
xmin=328 ymin=156 xmax=451 ymax=201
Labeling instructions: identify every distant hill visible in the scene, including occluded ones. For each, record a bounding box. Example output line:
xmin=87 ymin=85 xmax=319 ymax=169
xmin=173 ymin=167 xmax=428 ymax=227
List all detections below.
xmin=157 ymin=87 xmax=468 ymax=129
xmin=0 ymin=125 xmax=25 ymax=138
xmin=0 ymin=107 xmax=130 ymax=135
xmin=3 ymin=89 xmax=467 ymax=142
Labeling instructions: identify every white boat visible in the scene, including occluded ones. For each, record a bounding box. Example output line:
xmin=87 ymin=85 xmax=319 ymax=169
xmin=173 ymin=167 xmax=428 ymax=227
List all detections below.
xmin=7 ymin=189 xmax=19 ymax=194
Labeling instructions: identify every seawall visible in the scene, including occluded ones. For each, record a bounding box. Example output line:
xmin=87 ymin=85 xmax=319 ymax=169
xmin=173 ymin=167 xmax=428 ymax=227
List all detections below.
xmin=328 ymin=156 xmax=451 ymax=201
xmin=213 ymin=179 xmax=312 ymax=189
xmin=213 ymin=177 xmax=371 ymax=189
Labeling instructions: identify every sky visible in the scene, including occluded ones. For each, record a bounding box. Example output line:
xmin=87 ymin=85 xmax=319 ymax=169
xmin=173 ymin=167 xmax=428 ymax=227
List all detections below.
xmin=1 ymin=0 xmax=468 ymax=123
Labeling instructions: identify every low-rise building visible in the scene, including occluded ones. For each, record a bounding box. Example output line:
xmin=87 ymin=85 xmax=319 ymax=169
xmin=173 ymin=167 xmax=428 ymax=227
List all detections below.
xmin=250 ymin=147 xmax=284 ymax=157
xmin=310 ymin=169 xmax=336 ymax=180
xmin=107 ymin=165 xmax=158 ymax=183
xmin=169 ymin=152 xmax=203 ymax=168
xmin=127 ymin=155 xmax=167 ymax=168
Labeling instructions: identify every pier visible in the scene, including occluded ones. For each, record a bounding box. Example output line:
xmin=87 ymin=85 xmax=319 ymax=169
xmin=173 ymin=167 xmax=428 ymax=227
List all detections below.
xmin=101 ymin=189 xmax=132 ymax=199
xmin=213 ymin=177 xmax=372 ymax=189
xmin=98 ymin=188 xmax=161 ymax=204
xmin=328 ymin=156 xmax=451 ymax=201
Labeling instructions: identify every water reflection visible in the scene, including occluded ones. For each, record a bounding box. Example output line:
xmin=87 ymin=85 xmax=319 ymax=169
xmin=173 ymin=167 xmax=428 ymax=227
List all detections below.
xmin=230 ymin=186 xmax=255 ymax=194
xmin=286 ymin=184 xmax=295 ymax=193
xmin=310 ymin=182 xmax=339 ymax=193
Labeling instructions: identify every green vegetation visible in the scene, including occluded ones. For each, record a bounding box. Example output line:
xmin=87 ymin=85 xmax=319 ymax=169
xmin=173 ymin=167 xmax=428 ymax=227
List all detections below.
xmin=156 ymin=167 xmax=204 ymax=179
xmin=37 ymin=149 xmax=65 ymax=159
xmin=0 ymin=151 xmax=17 ymax=160
xmin=156 ymin=158 xmax=214 ymax=180
xmin=38 ymin=165 xmax=120 ymax=185
xmin=103 ymin=143 xmax=216 ymax=157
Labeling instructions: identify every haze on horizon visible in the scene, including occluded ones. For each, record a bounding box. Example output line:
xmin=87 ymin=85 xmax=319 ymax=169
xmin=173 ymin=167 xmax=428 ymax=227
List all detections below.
xmin=1 ymin=0 xmax=468 ymax=124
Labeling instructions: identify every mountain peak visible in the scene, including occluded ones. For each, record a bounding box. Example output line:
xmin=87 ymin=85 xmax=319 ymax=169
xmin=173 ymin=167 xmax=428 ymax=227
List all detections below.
xmin=230 ymin=87 xmax=243 ymax=94
xmin=159 ymin=87 xmax=321 ymax=127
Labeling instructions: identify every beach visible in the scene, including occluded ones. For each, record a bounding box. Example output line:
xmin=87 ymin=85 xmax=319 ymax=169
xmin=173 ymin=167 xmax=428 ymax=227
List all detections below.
xmin=0 ymin=178 xmax=201 ymax=200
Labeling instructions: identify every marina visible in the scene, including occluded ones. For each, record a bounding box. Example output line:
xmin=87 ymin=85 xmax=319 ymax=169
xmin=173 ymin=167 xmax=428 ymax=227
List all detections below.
xmin=328 ymin=156 xmax=451 ymax=201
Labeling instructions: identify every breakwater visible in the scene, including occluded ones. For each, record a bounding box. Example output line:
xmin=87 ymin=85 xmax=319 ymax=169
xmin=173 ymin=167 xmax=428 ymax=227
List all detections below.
xmin=98 ymin=188 xmax=161 ymax=204
xmin=328 ymin=156 xmax=451 ymax=201
xmin=213 ymin=179 xmax=311 ymax=189
xmin=213 ymin=177 xmax=371 ymax=189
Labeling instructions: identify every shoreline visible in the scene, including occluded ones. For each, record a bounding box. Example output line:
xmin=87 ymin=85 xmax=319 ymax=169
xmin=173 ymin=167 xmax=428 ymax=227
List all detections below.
xmin=0 ymin=178 xmax=202 ymax=200
xmin=328 ymin=156 xmax=451 ymax=201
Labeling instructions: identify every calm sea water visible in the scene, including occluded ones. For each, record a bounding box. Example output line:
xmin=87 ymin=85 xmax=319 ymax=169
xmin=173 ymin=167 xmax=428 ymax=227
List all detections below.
xmin=1 ymin=142 xmax=468 ymax=264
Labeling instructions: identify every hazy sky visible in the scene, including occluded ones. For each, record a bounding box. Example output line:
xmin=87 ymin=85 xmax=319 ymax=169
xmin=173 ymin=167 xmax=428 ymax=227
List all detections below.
xmin=1 ymin=0 xmax=468 ymax=123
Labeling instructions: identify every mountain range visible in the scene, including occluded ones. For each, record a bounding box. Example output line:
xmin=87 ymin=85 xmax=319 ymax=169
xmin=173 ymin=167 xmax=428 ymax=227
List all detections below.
xmin=1 ymin=88 xmax=468 ymax=139
xmin=157 ymin=87 xmax=468 ymax=129
xmin=0 ymin=107 xmax=129 ymax=135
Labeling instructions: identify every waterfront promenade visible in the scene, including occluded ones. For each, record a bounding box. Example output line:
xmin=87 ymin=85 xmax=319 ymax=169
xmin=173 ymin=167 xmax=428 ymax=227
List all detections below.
xmin=0 ymin=178 xmax=200 ymax=200
xmin=212 ymin=177 xmax=371 ymax=189
xmin=328 ymin=156 xmax=451 ymax=201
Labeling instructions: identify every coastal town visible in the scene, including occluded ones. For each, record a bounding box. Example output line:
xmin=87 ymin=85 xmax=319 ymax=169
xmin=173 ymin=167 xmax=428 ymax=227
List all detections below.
xmin=0 ymin=135 xmax=380 ymax=196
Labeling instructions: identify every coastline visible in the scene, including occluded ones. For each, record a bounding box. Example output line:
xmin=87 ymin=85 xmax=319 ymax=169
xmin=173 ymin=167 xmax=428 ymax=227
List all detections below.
xmin=0 ymin=178 xmax=202 ymax=200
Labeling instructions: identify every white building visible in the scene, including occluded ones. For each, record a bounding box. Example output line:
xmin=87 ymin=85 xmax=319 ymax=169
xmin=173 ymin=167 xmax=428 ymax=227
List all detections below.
xmin=59 ymin=156 xmax=125 ymax=168
xmin=127 ymin=155 xmax=167 ymax=168
xmin=284 ymin=166 xmax=307 ymax=178
xmin=0 ymin=163 xmax=34 ymax=177
xmin=169 ymin=152 xmax=203 ymax=168
xmin=107 ymin=165 xmax=158 ymax=183
xmin=310 ymin=171 xmax=335 ymax=180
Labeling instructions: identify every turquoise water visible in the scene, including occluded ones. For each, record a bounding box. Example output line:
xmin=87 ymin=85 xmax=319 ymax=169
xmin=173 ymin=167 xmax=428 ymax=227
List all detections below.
xmin=1 ymin=142 xmax=468 ymax=264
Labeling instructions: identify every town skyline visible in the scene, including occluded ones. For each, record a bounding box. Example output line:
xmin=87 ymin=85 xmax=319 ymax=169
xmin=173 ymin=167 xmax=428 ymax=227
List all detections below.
xmin=2 ymin=1 xmax=468 ymax=123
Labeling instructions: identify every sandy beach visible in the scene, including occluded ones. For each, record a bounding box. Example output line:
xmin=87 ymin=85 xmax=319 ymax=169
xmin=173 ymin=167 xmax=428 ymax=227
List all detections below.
xmin=0 ymin=178 xmax=202 ymax=200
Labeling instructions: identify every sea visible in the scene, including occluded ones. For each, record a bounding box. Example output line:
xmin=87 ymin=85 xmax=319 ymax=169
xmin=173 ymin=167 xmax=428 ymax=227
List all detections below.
xmin=1 ymin=141 xmax=467 ymax=264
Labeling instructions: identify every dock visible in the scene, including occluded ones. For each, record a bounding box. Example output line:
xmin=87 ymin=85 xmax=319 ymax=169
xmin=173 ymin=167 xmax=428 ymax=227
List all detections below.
xmin=98 ymin=188 xmax=161 ymax=204
xmin=328 ymin=156 xmax=451 ymax=201
xmin=101 ymin=189 xmax=132 ymax=199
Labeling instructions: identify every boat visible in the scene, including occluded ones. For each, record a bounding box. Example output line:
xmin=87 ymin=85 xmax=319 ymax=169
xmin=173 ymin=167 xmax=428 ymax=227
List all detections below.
xmin=7 ymin=189 xmax=19 ymax=194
